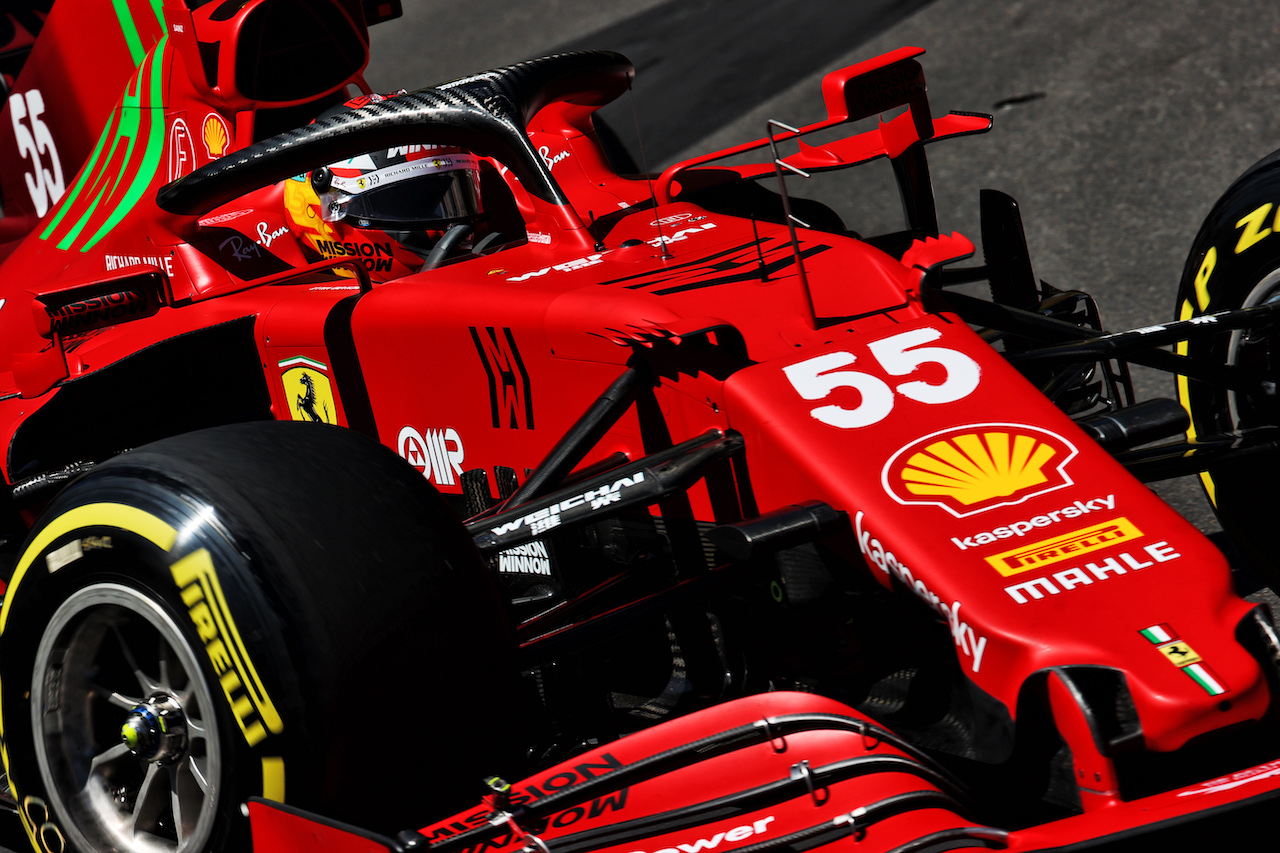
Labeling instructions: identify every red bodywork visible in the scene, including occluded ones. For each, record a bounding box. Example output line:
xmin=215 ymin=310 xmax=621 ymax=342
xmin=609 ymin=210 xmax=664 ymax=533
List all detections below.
xmin=0 ymin=2 xmax=1277 ymax=852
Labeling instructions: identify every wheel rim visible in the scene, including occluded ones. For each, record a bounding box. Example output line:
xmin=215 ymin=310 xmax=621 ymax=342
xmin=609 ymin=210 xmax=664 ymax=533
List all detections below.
xmin=31 ymin=583 xmax=223 ymax=853
xmin=1225 ymin=269 xmax=1280 ymax=431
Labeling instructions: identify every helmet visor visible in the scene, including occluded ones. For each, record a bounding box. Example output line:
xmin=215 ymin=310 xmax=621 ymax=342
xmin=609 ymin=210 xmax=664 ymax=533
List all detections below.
xmin=320 ymin=153 xmax=483 ymax=228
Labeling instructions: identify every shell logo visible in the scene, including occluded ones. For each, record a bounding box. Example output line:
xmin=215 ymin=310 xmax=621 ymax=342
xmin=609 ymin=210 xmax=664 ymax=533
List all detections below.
xmin=883 ymin=423 xmax=1078 ymax=517
xmin=202 ymin=113 xmax=230 ymax=158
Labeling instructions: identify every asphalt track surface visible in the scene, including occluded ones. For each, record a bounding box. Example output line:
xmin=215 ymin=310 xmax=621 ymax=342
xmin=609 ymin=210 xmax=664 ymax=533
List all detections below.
xmin=3 ymin=2 xmax=1278 ymax=851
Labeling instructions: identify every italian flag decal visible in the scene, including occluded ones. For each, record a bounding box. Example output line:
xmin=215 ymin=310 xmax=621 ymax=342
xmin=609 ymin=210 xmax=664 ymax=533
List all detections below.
xmin=1140 ymin=624 xmax=1227 ymax=696
xmin=277 ymin=356 xmax=327 ymax=371
xmin=1182 ymin=664 xmax=1227 ymax=696
xmin=1140 ymin=624 xmax=1174 ymax=644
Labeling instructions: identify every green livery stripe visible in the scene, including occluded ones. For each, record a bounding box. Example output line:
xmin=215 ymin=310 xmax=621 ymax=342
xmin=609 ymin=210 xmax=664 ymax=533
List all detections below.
xmin=148 ymin=0 xmax=166 ymax=42
xmin=82 ymin=36 xmax=169 ymax=249
xmin=112 ymin=0 xmax=167 ymax=65
xmin=39 ymin=114 xmax=110 ymax=240
xmin=40 ymin=36 xmax=171 ymax=252
xmin=57 ymin=98 xmax=141 ymax=250
xmin=113 ymin=0 xmax=145 ymax=64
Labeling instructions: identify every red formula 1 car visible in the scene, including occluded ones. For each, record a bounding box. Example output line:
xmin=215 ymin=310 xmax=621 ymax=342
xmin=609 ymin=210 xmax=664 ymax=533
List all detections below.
xmin=2 ymin=1 xmax=1280 ymax=852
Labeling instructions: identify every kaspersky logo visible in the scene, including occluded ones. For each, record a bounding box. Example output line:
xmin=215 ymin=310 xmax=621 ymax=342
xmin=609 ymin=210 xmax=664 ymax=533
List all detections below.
xmin=883 ymin=423 xmax=1078 ymax=517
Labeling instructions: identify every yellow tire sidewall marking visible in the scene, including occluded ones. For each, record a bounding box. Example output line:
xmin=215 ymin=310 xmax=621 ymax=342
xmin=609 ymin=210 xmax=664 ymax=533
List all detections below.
xmin=0 ymin=503 xmax=177 ymax=852
xmin=170 ymin=549 xmax=284 ymax=744
xmin=2 ymin=503 xmax=177 ymax=634
xmin=0 ymin=501 xmax=288 ymax=849
xmin=1175 ymin=298 xmax=1218 ymax=507
xmin=261 ymin=756 xmax=286 ymax=803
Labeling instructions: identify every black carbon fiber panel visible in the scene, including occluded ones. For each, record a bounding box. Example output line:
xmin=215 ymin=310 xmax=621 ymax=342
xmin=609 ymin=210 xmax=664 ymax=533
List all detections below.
xmin=156 ymin=50 xmax=633 ymax=216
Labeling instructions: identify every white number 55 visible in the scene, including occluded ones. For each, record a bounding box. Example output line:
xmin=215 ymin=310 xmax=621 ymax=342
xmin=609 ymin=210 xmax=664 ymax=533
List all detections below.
xmin=10 ymin=89 xmax=65 ymax=217
xmin=782 ymin=328 xmax=981 ymax=429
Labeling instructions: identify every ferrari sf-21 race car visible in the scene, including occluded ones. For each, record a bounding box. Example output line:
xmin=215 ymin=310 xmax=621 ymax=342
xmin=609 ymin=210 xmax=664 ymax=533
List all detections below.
xmin=3 ymin=1 xmax=1280 ymax=852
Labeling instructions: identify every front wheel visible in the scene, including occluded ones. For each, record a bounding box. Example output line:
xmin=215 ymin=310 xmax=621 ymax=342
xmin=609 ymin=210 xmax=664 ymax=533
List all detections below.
xmin=27 ymin=582 xmax=228 ymax=852
xmin=1 ymin=422 xmax=523 ymax=852
xmin=1175 ymin=149 xmax=1280 ymax=580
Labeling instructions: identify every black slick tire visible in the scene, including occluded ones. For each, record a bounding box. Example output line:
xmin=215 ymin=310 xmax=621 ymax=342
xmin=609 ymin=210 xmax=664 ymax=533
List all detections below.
xmin=1176 ymin=149 xmax=1280 ymax=580
xmin=0 ymin=421 xmax=521 ymax=852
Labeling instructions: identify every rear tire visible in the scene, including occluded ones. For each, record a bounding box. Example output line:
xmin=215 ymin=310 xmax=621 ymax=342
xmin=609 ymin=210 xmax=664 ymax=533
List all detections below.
xmin=0 ymin=421 xmax=521 ymax=852
xmin=1176 ymin=150 xmax=1280 ymax=580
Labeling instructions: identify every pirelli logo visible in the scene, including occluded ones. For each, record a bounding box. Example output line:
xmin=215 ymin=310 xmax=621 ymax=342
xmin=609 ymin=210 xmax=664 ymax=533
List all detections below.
xmin=985 ymin=518 xmax=1142 ymax=577
xmin=171 ymin=551 xmax=284 ymax=747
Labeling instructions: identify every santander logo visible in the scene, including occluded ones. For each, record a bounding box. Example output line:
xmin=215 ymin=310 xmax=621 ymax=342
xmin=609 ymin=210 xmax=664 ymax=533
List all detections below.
xmin=628 ymin=817 xmax=775 ymax=853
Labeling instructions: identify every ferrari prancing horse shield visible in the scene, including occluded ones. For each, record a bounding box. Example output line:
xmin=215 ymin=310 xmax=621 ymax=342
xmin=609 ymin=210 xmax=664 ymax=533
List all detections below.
xmin=280 ymin=356 xmax=336 ymax=424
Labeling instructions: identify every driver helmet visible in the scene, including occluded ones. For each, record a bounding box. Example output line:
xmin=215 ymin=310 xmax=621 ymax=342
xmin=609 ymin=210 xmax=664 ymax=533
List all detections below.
xmin=285 ymin=91 xmax=486 ymax=280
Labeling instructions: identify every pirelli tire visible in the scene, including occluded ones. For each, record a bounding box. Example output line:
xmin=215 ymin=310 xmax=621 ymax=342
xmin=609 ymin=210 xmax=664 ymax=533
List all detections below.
xmin=0 ymin=421 xmax=521 ymax=853
xmin=1176 ymin=147 xmax=1280 ymax=580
